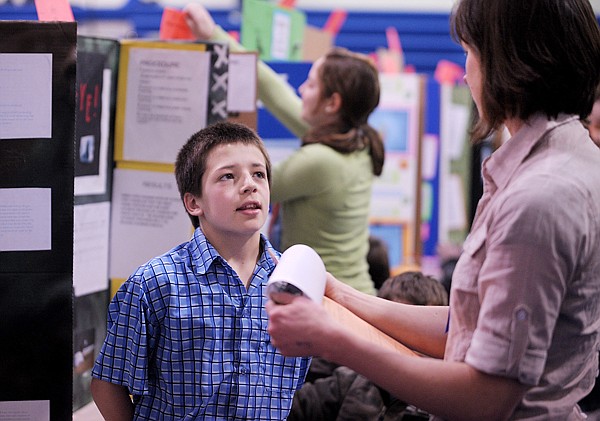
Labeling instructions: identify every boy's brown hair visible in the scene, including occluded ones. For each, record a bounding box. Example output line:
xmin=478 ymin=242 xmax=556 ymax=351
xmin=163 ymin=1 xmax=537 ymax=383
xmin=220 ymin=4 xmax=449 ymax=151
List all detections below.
xmin=175 ymin=121 xmax=272 ymax=228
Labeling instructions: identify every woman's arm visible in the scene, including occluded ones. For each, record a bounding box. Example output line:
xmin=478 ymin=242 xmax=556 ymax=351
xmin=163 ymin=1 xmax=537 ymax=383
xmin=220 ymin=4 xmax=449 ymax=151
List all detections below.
xmin=325 ymin=273 xmax=448 ymax=357
xmin=266 ymin=297 xmax=528 ymax=421
xmin=90 ymin=378 xmax=134 ymax=421
xmin=334 ymin=328 xmax=528 ymax=421
xmin=184 ymin=3 xmax=309 ymax=138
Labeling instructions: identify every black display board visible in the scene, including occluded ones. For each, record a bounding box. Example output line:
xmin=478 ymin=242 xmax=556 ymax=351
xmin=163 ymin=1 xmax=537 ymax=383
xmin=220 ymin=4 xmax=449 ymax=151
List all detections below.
xmin=72 ymin=35 xmax=119 ymax=412
xmin=0 ymin=21 xmax=77 ymax=421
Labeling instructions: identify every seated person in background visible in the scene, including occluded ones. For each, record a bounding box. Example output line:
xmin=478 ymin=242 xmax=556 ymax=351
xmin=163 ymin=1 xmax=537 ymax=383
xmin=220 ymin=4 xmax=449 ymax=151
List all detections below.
xmin=367 ymin=235 xmax=391 ymax=291
xmin=90 ymin=122 xmax=310 ymax=420
xmin=288 ymin=271 xmax=447 ymax=421
xmin=378 ymin=271 xmax=448 ymax=307
xmin=436 ymin=241 xmax=463 ymax=297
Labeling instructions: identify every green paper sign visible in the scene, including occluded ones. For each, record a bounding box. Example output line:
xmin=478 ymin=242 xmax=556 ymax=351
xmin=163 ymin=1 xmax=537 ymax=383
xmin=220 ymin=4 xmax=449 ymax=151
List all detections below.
xmin=241 ymin=0 xmax=306 ymax=61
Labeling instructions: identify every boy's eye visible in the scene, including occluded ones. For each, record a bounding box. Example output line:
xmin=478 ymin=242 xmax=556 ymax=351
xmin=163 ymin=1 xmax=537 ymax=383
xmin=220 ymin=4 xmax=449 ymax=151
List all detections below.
xmin=255 ymin=171 xmax=266 ymax=179
xmin=219 ymin=173 xmax=234 ymax=180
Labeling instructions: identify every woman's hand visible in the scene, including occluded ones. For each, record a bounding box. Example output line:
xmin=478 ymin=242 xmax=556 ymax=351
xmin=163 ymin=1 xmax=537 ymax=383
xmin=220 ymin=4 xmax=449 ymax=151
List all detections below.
xmin=183 ymin=3 xmax=216 ymax=40
xmin=266 ymin=296 xmax=335 ymax=357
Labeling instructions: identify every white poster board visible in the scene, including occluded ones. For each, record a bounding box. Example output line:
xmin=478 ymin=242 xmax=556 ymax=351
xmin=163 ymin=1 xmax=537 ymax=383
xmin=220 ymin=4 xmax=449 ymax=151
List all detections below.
xmin=116 ymin=42 xmax=212 ymax=164
xmin=109 ymin=167 xmax=192 ymax=280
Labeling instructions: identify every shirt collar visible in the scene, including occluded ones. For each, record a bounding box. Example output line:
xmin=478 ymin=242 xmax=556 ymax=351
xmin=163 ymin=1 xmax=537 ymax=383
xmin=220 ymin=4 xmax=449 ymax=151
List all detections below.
xmin=484 ymin=114 xmax=578 ymax=192
xmin=189 ymin=228 xmax=278 ymax=275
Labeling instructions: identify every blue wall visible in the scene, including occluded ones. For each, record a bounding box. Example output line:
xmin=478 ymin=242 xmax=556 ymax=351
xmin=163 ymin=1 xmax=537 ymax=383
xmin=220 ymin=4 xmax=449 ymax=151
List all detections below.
xmin=0 ymin=1 xmax=463 ymax=75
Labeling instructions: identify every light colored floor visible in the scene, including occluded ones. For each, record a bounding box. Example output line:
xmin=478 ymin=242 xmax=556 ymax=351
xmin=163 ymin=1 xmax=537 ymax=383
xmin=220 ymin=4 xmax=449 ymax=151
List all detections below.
xmin=73 ymin=401 xmax=104 ymax=421
xmin=71 ymin=399 xmax=600 ymax=420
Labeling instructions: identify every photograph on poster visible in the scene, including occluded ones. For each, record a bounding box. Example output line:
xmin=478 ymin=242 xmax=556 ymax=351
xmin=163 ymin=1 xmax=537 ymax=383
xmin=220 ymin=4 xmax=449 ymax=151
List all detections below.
xmin=79 ymin=135 xmax=95 ymax=164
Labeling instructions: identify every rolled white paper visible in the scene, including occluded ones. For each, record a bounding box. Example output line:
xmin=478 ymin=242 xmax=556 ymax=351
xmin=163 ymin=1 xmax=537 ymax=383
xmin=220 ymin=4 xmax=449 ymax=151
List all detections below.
xmin=267 ymin=244 xmax=326 ymax=303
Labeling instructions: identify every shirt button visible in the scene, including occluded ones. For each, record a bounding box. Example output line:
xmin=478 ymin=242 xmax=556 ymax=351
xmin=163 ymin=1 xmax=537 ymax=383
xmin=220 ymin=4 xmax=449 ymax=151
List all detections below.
xmin=516 ymin=309 xmax=528 ymax=321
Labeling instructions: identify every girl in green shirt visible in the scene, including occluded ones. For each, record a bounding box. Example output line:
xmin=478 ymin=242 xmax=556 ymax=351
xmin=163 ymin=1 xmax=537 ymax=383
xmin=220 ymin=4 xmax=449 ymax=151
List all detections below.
xmin=185 ymin=4 xmax=385 ymax=294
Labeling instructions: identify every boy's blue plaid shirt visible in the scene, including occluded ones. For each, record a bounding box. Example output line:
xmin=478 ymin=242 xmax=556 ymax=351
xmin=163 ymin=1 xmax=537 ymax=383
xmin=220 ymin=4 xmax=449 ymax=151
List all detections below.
xmin=92 ymin=229 xmax=310 ymax=420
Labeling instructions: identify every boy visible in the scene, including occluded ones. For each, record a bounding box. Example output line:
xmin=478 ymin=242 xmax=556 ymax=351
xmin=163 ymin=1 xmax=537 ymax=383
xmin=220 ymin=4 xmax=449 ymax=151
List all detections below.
xmin=91 ymin=121 xmax=310 ymax=420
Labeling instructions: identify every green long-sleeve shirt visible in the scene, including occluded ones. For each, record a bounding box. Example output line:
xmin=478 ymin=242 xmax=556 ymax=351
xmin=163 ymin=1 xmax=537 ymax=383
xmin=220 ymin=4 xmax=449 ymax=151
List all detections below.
xmin=271 ymin=144 xmax=375 ymax=293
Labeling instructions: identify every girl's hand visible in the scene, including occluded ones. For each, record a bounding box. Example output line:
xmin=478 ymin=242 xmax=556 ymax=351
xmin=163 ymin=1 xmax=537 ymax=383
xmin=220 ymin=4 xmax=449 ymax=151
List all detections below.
xmin=183 ymin=3 xmax=216 ymax=40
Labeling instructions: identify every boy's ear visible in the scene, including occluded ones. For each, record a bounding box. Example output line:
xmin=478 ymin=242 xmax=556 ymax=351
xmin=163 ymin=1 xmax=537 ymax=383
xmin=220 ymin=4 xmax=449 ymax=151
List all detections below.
xmin=183 ymin=192 xmax=203 ymax=217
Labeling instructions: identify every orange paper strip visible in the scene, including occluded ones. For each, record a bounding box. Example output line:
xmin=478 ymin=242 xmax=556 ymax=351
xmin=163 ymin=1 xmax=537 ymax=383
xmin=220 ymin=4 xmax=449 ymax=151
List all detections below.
xmin=160 ymin=7 xmax=196 ymax=41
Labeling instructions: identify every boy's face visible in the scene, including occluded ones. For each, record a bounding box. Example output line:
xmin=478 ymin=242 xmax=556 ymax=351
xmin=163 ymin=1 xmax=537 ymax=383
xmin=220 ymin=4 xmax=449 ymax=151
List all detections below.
xmin=190 ymin=142 xmax=269 ymax=241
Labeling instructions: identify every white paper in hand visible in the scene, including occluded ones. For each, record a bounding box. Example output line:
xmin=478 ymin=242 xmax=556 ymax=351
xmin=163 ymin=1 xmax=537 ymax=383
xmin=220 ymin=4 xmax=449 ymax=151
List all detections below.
xmin=267 ymin=244 xmax=326 ymax=304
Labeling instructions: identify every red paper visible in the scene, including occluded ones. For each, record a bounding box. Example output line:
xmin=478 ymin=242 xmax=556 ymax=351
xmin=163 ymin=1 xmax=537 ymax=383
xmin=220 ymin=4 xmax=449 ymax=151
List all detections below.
xmin=323 ymin=10 xmax=348 ymax=36
xmin=279 ymin=0 xmax=297 ymax=9
xmin=228 ymin=30 xmax=240 ymax=43
xmin=34 ymin=0 xmax=74 ymax=22
xmin=159 ymin=7 xmax=196 ymax=41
